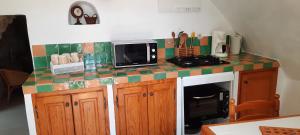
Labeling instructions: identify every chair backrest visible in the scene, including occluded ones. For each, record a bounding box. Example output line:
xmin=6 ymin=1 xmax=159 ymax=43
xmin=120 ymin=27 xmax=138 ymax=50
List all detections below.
xmin=229 ymin=94 xmax=280 ymax=122
xmin=0 ymin=69 xmax=29 ymax=86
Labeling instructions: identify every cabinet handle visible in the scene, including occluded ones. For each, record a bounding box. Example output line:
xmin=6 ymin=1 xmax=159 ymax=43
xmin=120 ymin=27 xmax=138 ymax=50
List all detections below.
xmin=244 ymin=80 xmax=248 ymax=84
xmin=143 ymin=93 xmax=147 ymax=97
xmin=65 ymin=102 xmax=70 ymax=107
xmin=74 ymin=101 xmax=78 ymax=106
xmin=150 ymin=92 xmax=154 ymax=96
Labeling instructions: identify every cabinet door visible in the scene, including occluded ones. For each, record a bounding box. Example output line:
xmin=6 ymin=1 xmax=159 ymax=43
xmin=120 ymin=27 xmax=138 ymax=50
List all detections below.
xmin=148 ymin=80 xmax=176 ymax=135
xmin=239 ymin=68 xmax=278 ymax=103
xmin=116 ymin=86 xmax=148 ymax=135
xmin=72 ymin=91 xmax=108 ymax=135
xmin=36 ymin=95 xmax=75 ymax=135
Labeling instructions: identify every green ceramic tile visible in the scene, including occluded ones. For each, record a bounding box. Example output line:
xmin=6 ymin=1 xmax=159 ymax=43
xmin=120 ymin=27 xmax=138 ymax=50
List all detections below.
xmin=34 ymin=56 xmax=47 ymax=69
xmin=45 ymin=44 xmax=59 ymax=56
xmin=100 ymin=78 xmax=114 ymax=84
xmin=23 ymin=81 xmax=36 ymax=86
xmin=34 ymin=68 xmax=47 ymax=72
xmin=98 ymin=70 xmax=112 ymax=75
xmin=94 ymin=42 xmax=106 ymax=54
xmin=178 ymin=70 xmax=190 ymax=77
xmin=69 ymin=81 xmax=85 ymax=89
xmin=70 ymin=43 xmax=82 ymax=53
xmin=156 ymin=39 xmax=165 ymax=48
xmin=37 ymin=85 xmax=53 ymax=92
xmin=54 ymin=78 xmax=69 ymax=83
xmin=244 ymin=64 xmax=254 ymax=71
xmin=59 ymin=44 xmax=71 ymax=54
xmin=94 ymin=42 xmax=112 ymax=65
xmin=71 ymin=73 xmax=84 ymax=77
xmin=263 ymin=63 xmax=273 ymax=69
xmin=140 ymin=70 xmax=153 ymax=74
xmin=154 ymin=73 xmax=166 ymax=80
xmin=115 ymin=72 xmax=127 ymax=77
xmin=192 ymin=38 xmax=200 ymax=46
xmin=40 ymin=76 xmax=53 ymax=80
xmin=165 ymin=48 xmax=175 ymax=59
xmin=202 ymin=68 xmax=213 ymax=74
xmin=84 ymin=75 xmax=97 ymax=80
xmin=46 ymin=56 xmax=51 ymax=67
xmin=223 ymin=66 xmax=233 ymax=72
xmin=200 ymin=46 xmax=211 ymax=56
xmin=128 ymin=76 xmax=141 ymax=83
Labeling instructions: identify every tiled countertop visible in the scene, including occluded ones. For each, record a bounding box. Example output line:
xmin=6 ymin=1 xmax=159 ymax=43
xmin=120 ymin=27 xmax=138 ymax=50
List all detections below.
xmin=22 ymin=53 xmax=280 ymax=94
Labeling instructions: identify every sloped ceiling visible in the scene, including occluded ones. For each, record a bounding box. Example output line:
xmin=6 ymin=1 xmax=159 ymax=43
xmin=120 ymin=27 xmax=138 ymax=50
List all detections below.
xmin=210 ymin=0 xmax=300 ymax=115
xmin=211 ymin=0 xmax=300 ymax=80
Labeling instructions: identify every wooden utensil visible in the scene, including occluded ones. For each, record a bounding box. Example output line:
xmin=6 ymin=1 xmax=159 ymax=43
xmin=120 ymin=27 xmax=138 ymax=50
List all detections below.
xmin=172 ymin=32 xmax=176 ymax=47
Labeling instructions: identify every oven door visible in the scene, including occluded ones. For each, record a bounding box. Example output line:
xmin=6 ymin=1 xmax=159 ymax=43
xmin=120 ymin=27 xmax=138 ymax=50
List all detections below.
xmin=184 ymin=84 xmax=225 ymax=123
xmin=114 ymin=43 xmax=149 ymax=67
xmin=185 ymin=94 xmax=220 ymax=121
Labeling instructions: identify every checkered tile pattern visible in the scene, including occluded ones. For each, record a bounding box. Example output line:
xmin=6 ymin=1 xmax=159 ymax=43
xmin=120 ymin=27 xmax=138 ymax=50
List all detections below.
xmin=23 ymin=53 xmax=280 ymax=94
xmin=31 ymin=37 xmax=212 ymax=69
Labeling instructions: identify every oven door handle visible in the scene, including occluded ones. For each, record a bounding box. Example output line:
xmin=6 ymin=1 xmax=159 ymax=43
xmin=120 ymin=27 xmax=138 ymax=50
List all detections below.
xmin=192 ymin=95 xmax=215 ymax=100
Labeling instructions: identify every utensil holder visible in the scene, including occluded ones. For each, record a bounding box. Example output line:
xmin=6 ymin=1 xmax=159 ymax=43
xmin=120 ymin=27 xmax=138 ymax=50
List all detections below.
xmin=176 ymin=47 xmax=194 ymax=57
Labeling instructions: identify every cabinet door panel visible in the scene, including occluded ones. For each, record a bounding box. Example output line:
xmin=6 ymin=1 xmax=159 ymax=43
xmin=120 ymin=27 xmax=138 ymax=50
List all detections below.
xmin=116 ymin=86 xmax=148 ymax=135
xmin=148 ymin=80 xmax=176 ymax=135
xmin=239 ymin=69 xmax=278 ymax=103
xmin=36 ymin=95 xmax=74 ymax=135
xmin=238 ymin=69 xmax=278 ymax=117
xmin=72 ymin=91 xmax=108 ymax=135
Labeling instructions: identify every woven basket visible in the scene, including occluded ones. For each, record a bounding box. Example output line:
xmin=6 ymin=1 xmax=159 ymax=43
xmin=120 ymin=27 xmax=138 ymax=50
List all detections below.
xmin=84 ymin=14 xmax=97 ymax=24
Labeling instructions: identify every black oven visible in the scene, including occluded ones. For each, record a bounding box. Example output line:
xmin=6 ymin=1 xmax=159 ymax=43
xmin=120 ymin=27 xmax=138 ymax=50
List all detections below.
xmin=184 ymin=84 xmax=229 ymax=129
xmin=112 ymin=40 xmax=157 ymax=68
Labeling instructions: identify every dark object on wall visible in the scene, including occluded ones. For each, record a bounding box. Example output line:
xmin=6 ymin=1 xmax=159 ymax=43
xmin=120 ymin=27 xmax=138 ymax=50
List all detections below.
xmin=70 ymin=5 xmax=84 ymax=25
xmin=68 ymin=1 xmax=100 ymax=25
xmin=0 ymin=15 xmax=32 ymax=99
xmin=84 ymin=14 xmax=97 ymax=24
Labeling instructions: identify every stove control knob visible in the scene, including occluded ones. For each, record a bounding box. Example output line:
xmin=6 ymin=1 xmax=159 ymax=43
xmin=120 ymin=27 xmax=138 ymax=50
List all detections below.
xmin=151 ymin=49 xmax=156 ymax=52
xmin=152 ymin=55 xmax=156 ymax=59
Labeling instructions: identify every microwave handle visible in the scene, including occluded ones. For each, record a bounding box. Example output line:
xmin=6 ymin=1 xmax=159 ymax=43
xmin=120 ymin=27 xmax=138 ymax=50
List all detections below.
xmin=192 ymin=94 xmax=215 ymax=100
xmin=146 ymin=43 xmax=150 ymax=63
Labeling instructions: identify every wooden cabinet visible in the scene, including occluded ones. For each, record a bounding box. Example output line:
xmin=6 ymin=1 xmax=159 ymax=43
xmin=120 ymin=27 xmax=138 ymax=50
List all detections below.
xmin=34 ymin=88 xmax=109 ymax=135
xmin=238 ymin=68 xmax=278 ymax=104
xmin=238 ymin=68 xmax=278 ymax=117
xmin=115 ymin=79 xmax=176 ymax=135
xmin=117 ymin=86 xmax=148 ymax=135
xmin=36 ymin=95 xmax=75 ymax=135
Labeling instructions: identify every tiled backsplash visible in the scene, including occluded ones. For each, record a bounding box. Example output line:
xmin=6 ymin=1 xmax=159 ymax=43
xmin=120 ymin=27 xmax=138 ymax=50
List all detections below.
xmin=31 ymin=37 xmax=212 ymax=69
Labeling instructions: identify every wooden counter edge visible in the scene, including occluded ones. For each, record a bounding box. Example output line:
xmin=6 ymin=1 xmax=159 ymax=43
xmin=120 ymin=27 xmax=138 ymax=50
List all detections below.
xmin=200 ymin=114 xmax=300 ymax=135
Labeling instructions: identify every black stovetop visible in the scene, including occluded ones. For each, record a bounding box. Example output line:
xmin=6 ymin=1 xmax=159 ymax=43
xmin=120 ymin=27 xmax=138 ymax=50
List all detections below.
xmin=167 ymin=55 xmax=230 ymax=68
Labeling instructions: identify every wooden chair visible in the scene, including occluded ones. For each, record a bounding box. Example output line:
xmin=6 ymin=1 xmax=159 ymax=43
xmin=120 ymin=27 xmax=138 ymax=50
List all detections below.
xmin=0 ymin=69 xmax=29 ymax=103
xmin=229 ymin=94 xmax=280 ymax=122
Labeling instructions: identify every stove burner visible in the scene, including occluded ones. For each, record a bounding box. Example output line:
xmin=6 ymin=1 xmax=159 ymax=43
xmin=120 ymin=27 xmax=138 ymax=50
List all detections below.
xmin=167 ymin=55 xmax=230 ymax=68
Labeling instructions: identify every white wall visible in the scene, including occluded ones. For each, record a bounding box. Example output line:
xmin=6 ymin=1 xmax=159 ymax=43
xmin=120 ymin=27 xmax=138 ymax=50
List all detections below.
xmin=0 ymin=0 xmax=232 ymax=45
xmin=211 ymin=0 xmax=300 ymax=115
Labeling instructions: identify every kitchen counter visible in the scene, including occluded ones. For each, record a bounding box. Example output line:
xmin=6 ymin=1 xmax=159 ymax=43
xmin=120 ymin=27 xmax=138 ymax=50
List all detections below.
xmin=22 ymin=53 xmax=280 ymax=94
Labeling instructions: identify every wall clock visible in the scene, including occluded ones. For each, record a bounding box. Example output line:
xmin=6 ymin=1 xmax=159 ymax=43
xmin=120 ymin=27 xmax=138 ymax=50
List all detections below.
xmin=70 ymin=5 xmax=84 ymax=25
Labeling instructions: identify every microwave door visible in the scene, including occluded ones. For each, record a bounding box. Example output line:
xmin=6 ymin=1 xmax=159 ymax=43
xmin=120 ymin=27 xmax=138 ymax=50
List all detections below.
xmin=115 ymin=44 xmax=148 ymax=66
